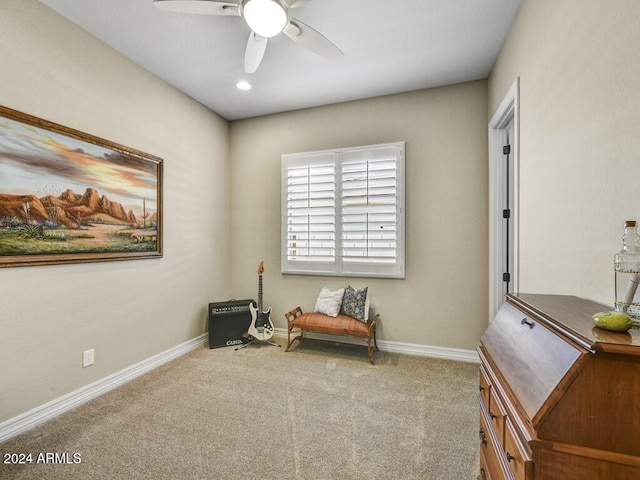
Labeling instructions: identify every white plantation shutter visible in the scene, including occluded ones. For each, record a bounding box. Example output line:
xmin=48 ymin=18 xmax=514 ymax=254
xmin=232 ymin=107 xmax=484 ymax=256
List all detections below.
xmin=282 ymin=142 xmax=404 ymax=278
xmin=342 ymin=145 xmax=399 ymax=268
xmin=284 ymin=152 xmax=338 ymax=272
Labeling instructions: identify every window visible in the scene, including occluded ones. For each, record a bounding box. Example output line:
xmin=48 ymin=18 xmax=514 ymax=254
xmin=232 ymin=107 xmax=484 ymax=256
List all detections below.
xmin=282 ymin=142 xmax=405 ymax=278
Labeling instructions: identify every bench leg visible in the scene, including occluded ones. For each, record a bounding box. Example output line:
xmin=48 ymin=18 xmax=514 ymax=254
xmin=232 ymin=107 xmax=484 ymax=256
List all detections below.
xmin=284 ymin=307 xmax=304 ymax=352
xmin=367 ymin=325 xmax=379 ymax=364
xmin=367 ymin=335 xmax=375 ymax=365
xmin=373 ymin=327 xmax=379 ymax=351
xmin=286 ymin=326 xmax=293 ymax=351
xmin=285 ymin=328 xmax=303 ymax=352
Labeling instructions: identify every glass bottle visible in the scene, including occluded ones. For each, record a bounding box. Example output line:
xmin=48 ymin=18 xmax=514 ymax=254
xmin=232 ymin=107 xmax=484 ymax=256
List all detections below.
xmin=614 ymin=220 xmax=640 ymax=326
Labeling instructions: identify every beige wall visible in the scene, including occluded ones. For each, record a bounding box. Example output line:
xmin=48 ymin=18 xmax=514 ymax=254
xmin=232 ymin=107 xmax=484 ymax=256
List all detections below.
xmin=488 ymin=0 xmax=640 ymax=305
xmin=229 ymin=81 xmax=488 ymax=349
xmin=0 ymin=1 xmax=230 ymax=422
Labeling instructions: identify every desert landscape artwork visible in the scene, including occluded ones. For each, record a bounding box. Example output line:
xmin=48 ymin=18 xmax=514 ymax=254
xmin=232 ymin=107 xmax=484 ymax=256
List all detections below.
xmin=0 ymin=105 xmax=162 ymax=267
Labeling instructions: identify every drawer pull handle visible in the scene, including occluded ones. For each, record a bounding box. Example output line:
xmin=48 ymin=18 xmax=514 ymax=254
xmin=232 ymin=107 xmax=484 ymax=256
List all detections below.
xmin=479 ymin=428 xmax=487 ymax=447
xmin=490 ymin=412 xmax=497 ymax=420
xmin=521 ymin=318 xmax=535 ymax=328
xmin=506 ymin=452 xmax=516 ymax=463
xmin=480 ymin=467 xmax=487 ymax=480
xmin=479 ymin=385 xmax=485 ymax=392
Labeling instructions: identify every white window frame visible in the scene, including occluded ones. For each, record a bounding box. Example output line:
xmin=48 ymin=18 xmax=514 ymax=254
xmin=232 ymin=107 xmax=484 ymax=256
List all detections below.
xmin=281 ymin=141 xmax=405 ymax=279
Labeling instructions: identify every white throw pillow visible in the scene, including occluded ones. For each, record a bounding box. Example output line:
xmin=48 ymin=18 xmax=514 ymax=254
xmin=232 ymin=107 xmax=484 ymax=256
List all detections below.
xmin=314 ymin=287 xmax=345 ymax=317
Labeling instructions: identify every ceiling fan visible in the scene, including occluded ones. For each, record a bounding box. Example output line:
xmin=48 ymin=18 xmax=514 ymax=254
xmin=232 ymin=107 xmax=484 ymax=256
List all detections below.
xmin=153 ymin=0 xmax=344 ymax=73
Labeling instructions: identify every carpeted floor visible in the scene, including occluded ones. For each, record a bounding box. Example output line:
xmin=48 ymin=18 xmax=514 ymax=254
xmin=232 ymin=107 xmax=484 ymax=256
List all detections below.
xmin=0 ymin=340 xmax=480 ymax=480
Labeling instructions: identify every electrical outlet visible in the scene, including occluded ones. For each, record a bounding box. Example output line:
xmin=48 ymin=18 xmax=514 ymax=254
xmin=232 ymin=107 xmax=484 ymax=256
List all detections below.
xmin=83 ymin=349 xmax=94 ymax=368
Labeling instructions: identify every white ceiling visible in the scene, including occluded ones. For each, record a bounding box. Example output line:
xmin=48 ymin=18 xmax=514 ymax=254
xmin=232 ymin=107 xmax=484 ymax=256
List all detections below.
xmin=39 ymin=0 xmax=521 ymax=121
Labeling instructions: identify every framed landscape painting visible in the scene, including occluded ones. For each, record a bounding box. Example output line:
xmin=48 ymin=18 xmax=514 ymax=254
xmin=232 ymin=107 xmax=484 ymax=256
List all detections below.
xmin=0 ymin=105 xmax=162 ymax=267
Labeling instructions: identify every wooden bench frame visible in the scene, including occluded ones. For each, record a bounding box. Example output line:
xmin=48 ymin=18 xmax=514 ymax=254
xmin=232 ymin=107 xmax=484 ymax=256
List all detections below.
xmin=284 ymin=307 xmax=379 ymax=364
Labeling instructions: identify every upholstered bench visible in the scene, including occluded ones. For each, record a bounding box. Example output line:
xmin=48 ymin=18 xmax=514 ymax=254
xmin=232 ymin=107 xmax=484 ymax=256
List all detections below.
xmin=284 ymin=307 xmax=379 ymax=364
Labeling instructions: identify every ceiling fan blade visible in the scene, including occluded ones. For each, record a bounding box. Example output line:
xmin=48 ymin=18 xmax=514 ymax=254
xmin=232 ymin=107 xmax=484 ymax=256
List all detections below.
xmin=153 ymin=0 xmax=240 ymax=16
xmin=244 ymin=32 xmax=268 ymax=73
xmin=283 ymin=19 xmax=343 ymax=62
xmin=283 ymin=0 xmax=312 ymax=8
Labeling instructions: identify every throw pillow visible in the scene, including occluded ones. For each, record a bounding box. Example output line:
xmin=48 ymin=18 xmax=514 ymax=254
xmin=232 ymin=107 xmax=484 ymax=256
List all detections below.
xmin=340 ymin=286 xmax=369 ymax=322
xmin=314 ymin=287 xmax=345 ymax=317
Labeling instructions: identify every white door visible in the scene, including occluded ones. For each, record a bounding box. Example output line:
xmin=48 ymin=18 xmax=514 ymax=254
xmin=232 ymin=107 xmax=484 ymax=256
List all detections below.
xmin=501 ymin=120 xmax=515 ymax=296
xmin=489 ymin=79 xmax=519 ymax=321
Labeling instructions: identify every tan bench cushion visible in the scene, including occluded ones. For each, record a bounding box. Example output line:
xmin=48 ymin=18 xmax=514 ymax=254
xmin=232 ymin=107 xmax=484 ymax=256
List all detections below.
xmin=290 ymin=312 xmax=370 ymax=337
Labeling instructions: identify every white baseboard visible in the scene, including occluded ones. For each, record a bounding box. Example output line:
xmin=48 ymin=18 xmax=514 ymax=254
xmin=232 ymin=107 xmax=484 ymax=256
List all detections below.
xmin=376 ymin=339 xmax=480 ymax=363
xmin=273 ymin=329 xmax=480 ymax=364
xmin=0 ymin=334 xmax=207 ymax=444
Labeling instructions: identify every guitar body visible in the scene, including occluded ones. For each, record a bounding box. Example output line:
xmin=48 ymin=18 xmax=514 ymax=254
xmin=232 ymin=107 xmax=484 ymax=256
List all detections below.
xmin=248 ymin=303 xmax=274 ymax=341
xmin=247 ymin=261 xmax=274 ymax=341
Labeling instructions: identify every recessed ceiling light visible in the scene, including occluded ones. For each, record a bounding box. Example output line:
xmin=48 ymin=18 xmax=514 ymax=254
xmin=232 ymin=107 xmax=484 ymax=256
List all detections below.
xmin=236 ymin=80 xmax=252 ymax=91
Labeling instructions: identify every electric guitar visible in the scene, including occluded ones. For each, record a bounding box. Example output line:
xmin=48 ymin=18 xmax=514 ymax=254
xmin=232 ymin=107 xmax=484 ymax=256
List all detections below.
xmin=247 ymin=261 xmax=275 ymax=341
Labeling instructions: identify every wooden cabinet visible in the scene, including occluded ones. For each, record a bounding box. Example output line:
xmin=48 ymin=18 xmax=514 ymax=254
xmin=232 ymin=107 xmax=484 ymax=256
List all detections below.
xmin=478 ymin=293 xmax=640 ymax=480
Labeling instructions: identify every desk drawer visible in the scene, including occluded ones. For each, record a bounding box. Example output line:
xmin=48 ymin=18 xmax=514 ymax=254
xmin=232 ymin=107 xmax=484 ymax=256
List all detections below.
xmin=504 ymin=417 xmax=533 ymax=480
xmin=480 ymin=402 xmax=511 ymax=480
xmin=479 ymin=364 xmax=491 ymax=411
xmin=479 ymin=448 xmax=493 ymax=480
xmin=489 ymin=385 xmax=507 ymax=446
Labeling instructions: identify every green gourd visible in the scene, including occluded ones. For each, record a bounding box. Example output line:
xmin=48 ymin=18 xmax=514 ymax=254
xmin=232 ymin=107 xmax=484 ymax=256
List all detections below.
xmin=592 ymin=311 xmax=632 ymax=332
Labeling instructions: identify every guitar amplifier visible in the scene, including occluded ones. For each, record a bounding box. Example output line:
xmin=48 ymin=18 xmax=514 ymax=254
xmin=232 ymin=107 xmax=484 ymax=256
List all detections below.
xmin=207 ymin=299 xmax=255 ymax=349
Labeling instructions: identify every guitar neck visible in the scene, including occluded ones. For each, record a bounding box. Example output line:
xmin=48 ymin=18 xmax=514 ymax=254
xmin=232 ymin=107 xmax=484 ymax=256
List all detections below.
xmin=258 ymin=274 xmax=263 ymax=312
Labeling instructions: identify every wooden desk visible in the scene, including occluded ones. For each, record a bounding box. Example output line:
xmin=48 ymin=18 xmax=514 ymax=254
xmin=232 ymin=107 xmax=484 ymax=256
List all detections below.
xmin=478 ymin=293 xmax=640 ymax=480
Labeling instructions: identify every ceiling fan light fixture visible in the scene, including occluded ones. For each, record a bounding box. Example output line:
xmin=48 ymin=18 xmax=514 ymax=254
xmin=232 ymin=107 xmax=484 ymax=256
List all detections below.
xmin=243 ymin=0 xmax=288 ymax=38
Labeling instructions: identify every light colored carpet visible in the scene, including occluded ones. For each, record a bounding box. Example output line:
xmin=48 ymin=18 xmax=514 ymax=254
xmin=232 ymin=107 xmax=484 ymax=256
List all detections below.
xmin=0 ymin=340 xmax=480 ymax=479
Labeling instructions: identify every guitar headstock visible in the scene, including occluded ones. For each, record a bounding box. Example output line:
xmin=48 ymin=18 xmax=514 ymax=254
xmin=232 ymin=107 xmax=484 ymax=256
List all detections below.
xmin=257 ymin=261 xmax=265 ymax=275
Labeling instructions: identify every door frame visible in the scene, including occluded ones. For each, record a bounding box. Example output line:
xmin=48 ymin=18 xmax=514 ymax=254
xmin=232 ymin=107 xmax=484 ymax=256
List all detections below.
xmin=488 ymin=78 xmax=520 ymax=321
